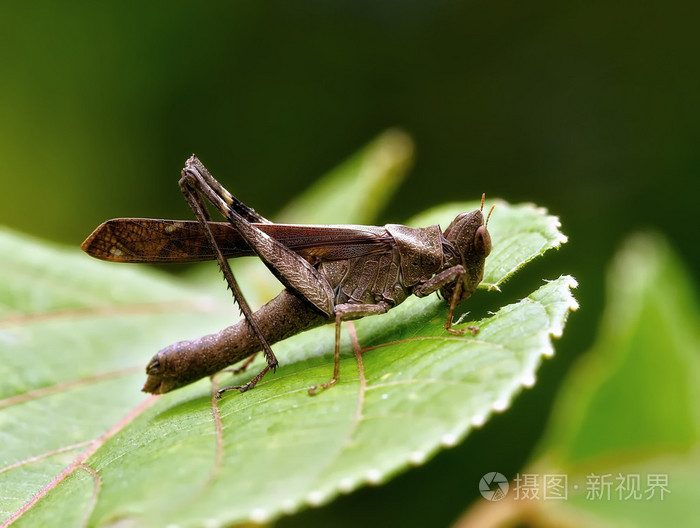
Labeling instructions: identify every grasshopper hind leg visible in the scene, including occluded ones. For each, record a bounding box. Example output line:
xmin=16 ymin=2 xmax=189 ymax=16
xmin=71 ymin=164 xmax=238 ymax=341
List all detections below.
xmin=216 ymin=357 xmax=278 ymax=397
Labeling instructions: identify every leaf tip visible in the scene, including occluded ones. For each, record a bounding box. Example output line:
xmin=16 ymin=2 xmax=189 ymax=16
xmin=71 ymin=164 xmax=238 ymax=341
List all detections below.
xmin=542 ymin=276 xmax=580 ymax=338
xmin=540 ymin=207 xmax=568 ymax=247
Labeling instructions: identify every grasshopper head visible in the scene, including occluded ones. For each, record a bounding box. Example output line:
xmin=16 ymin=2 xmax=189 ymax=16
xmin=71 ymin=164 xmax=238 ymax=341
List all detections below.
xmin=441 ymin=197 xmax=493 ymax=303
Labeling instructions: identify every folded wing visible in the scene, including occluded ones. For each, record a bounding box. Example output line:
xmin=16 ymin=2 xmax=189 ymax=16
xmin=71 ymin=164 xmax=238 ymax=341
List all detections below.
xmin=81 ymin=218 xmax=395 ymax=263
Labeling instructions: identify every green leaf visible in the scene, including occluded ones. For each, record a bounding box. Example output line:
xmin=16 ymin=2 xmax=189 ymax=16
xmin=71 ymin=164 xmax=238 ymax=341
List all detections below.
xmin=539 ymin=234 xmax=700 ymax=465
xmin=0 ymin=143 xmax=575 ymax=526
xmin=462 ymin=233 xmax=699 ymax=528
xmin=0 ymin=242 xmax=573 ymax=527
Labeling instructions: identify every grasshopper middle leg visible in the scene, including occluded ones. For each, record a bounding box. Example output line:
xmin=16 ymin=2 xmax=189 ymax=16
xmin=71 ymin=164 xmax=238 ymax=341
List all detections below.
xmin=308 ymin=302 xmax=390 ymax=395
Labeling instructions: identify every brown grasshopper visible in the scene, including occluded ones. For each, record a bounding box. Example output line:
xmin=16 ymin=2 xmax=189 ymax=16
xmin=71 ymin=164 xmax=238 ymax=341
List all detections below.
xmin=81 ymin=156 xmax=493 ymax=397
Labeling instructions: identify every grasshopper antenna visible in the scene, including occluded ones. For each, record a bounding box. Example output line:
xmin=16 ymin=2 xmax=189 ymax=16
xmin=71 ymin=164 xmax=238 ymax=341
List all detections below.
xmin=486 ymin=203 xmax=495 ymax=227
xmin=480 ymin=193 xmax=495 ymax=227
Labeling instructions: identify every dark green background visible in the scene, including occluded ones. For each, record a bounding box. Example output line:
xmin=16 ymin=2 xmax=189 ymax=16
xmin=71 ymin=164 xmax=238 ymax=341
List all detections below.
xmin=2 ymin=2 xmax=698 ymax=526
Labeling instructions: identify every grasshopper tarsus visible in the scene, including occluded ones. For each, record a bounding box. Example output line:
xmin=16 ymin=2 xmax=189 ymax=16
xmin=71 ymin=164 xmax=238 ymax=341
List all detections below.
xmin=215 ymin=384 xmax=250 ymax=397
xmin=308 ymin=378 xmax=337 ymax=396
xmin=216 ymin=383 xmax=252 ymax=398
xmin=445 ymin=324 xmax=479 ymax=337
xmin=218 ymin=360 xmax=278 ymax=397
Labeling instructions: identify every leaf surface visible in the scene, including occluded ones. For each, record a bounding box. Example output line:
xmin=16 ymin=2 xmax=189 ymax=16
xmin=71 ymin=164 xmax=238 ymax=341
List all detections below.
xmin=0 ymin=140 xmax=574 ymax=527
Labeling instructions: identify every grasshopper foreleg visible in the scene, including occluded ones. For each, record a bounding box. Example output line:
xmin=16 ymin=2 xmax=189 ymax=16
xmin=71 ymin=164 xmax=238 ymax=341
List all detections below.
xmin=413 ymin=265 xmax=478 ymax=335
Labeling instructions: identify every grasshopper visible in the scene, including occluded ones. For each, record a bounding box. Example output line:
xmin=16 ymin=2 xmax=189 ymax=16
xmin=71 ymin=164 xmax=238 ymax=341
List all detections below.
xmin=82 ymin=156 xmax=493 ymax=397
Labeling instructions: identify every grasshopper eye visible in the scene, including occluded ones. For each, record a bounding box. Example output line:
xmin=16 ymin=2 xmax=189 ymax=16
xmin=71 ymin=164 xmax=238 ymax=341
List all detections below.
xmin=475 ymin=225 xmax=491 ymax=257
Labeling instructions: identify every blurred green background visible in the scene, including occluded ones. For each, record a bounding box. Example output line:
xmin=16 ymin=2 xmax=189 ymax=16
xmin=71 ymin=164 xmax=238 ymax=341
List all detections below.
xmin=2 ymin=2 xmax=698 ymax=526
